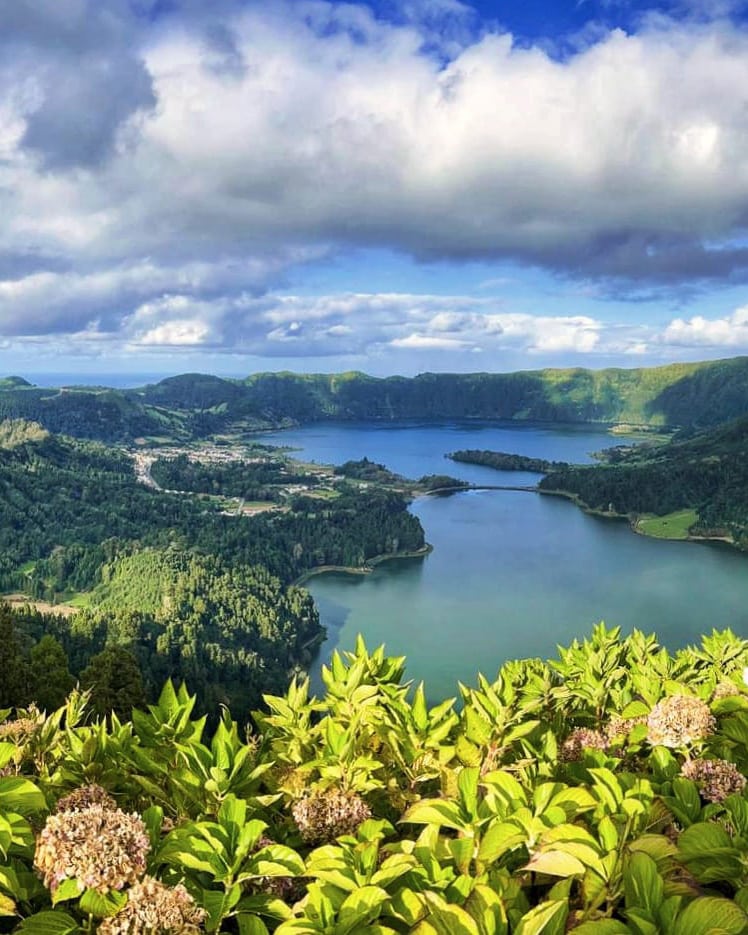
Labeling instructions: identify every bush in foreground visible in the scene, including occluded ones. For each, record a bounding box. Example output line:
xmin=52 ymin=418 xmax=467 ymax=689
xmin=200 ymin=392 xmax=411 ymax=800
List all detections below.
xmin=2 ymin=625 xmax=748 ymax=933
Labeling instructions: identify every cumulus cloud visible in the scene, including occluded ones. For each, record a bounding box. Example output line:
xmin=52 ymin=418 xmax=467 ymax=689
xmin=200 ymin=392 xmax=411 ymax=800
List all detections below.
xmin=17 ymin=290 xmax=619 ymax=359
xmin=1 ymin=1 xmax=748 ymax=361
xmin=662 ymin=305 xmax=748 ymax=346
xmin=0 ymin=0 xmax=155 ymax=168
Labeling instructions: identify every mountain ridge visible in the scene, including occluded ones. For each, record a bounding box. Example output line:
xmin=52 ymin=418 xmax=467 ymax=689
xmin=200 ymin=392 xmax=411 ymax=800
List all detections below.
xmin=2 ymin=355 xmax=748 ymax=441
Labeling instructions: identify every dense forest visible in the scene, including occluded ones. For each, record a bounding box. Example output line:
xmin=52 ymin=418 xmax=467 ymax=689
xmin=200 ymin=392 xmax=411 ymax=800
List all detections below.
xmin=539 ymin=413 xmax=748 ymax=545
xmin=2 ymin=627 xmax=748 ymax=932
xmin=149 ymin=454 xmax=320 ymax=500
xmin=5 ymin=356 xmax=748 ymax=445
xmin=2 ymin=550 xmax=320 ymax=717
xmin=0 ymin=420 xmax=425 ymax=714
xmin=449 ymin=449 xmax=570 ymax=473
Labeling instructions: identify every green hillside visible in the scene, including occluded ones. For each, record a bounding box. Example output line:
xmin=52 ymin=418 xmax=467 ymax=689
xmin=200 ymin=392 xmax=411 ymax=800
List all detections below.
xmin=3 ymin=357 xmax=748 ymax=443
xmin=540 ymin=413 xmax=748 ymax=545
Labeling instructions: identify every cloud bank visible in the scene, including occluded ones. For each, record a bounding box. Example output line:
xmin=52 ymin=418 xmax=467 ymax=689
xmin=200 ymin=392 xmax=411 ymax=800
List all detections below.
xmin=2 ymin=0 xmax=748 ymax=364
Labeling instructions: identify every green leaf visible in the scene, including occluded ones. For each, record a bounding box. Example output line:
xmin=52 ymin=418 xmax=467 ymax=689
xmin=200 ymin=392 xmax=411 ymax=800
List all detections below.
xmin=464 ymin=707 xmax=492 ymax=746
xmin=237 ymin=915 xmax=271 ymax=935
xmin=50 ymin=879 xmax=82 ymax=906
xmin=389 ymin=888 xmax=427 ymax=926
xmin=370 ymin=853 xmax=416 ymax=888
xmin=677 ymin=821 xmax=734 ymax=857
xmin=677 ymin=822 xmax=743 ymax=883
xmin=17 ymin=911 xmax=80 ymax=935
xmin=0 ymin=777 xmax=46 ymax=815
xmin=597 ymin=816 xmax=618 ymax=851
xmin=482 ymin=770 xmax=527 ymax=806
xmin=458 ymin=767 xmax=480 ymax=820
xmin=334 ymin=886 xmax=389 ymax=935
xmin=0 ymin=744 xmax=16 ymax=770
xmin=478 ymin=821 xmax=526 ymax=864
xmin=514 ymin=900 xmax=568 ymax=935
xmin=412 ymin=683 xmax=428 ymax=732
xmin=450 ymin=836 xmax=474 ymax=874
xmin=78 ymin=888 xmax=125 ymax=919
xmin=417 ymin=898 xmax=480 ymax=935
xmin=464 ymin=884 xmax=508 ymax=935
xmin=622 ymin=909 xmax=658 ymax=935
xmin=402 ymin=799 xmax=469 ymax=832
xmin=675 ymin=896 xmax=748 ymax=935
xmin=672 ymin=779 xmax=701 ymax=823
xmin=571 ymin=921 xmax=630 ymax=934
xmin=251 ymin=844 xmax=306 ymax=878
xmin=624 ymin=853 xmax=663 ymax=916
xmin=525 ymin=851 xmax=586 ymax=878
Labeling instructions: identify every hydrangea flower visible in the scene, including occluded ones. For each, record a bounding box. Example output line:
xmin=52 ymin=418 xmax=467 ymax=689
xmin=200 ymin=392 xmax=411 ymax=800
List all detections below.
xmin=34 ymin=804 xmax=149 ymax=893
xmin=605 ymin=715 xmax=646 ymax=743
xmin=681 ymin=758 xmax=747 ymax=803
xmin=98 ymin=877 xmax=206 ymax=934
xmin=291 ymin=789 xmax=371 ymax=844
xmin=646 ymin=695 xmax=716 ymax=748
xmin=55 ymin=784 xmax=117 ymax=814
xmin=559 ymin=728 xmax=608 ymax=762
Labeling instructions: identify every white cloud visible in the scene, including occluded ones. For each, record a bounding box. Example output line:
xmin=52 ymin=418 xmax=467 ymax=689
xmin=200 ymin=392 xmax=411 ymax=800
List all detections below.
xmin=392 ymin=333 xmax=471 ymax=349
xmin=662 ymin=305 xmax=748 ymax=346
xmin=1 ymin=2 xmax=748 ymax=359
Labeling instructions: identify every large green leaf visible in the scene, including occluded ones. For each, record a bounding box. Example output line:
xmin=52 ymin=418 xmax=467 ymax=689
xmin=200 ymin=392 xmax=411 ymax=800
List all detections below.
xmin=334 ymin=886 xmax=389 ymax=935
xmin=675 ymin=897 xmax=748 ymax=935
xmin=624 ymin=853 xmax=663 ymax=916
xmin=415 ymin=898 xmax=479 ymax=935
xmin=17 ymin=911 xmax=80 ymax=935
xmin=0 ymin=778 xmax=46 ymax=815
xmin=525 ymin=851 xmax=586 ymax=878
xmin=402 ymin=799 xmax=469 ymax=832
xmin=571 ymin=921 xmax=631 ymax=934
xmin=464 ymin=884 xmax=508 ymax=935
xmin=514 ymin=900 xmax=569 ymax=935
xmin=237 ymin=915 xmax=271 ymax=935
xmin=478 ymin=821 xmax=526 ymax=864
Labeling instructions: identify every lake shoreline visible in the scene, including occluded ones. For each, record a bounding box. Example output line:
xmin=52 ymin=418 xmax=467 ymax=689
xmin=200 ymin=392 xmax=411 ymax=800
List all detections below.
xmin=539 ymin=487 xmax=738 ymax=548
xmin=292 ymin=544 xmax=433 ymax=587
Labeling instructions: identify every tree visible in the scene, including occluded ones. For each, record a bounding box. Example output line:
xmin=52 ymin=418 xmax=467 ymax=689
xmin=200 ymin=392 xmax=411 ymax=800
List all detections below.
xmin=28 ymin=635 xmax=75 ymax=712
xmin=80 ymin=646 xmax=146 ymax=718
xmin=0 ymin=605 xmax=29 ymax=707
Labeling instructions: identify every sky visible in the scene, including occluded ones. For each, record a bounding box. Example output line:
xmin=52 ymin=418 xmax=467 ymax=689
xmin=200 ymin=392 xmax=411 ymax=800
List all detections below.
xmin=2 ymin=0 xmax=748 ymax=380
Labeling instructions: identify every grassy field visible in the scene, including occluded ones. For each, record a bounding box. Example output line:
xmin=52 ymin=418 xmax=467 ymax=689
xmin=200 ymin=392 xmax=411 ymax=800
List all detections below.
xmin=635 ymin=508 xmax=698 ymax=540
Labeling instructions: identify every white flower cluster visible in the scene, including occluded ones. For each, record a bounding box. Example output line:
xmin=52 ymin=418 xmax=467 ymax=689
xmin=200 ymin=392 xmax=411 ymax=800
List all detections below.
xmin=35 ymin=796 xmax=149 ymax=894
xmin=646 ymin=695 xmax=716 ymax=748
xmin=291 ymin=789 xmax=371 ymax=844
xmin=99 ymin=876 xmax=206 ymax=935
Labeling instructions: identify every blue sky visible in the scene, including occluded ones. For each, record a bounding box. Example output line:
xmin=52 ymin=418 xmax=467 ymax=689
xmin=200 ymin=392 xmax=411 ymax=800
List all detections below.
xmin=2 ymin=0 xmax=748 ymax=381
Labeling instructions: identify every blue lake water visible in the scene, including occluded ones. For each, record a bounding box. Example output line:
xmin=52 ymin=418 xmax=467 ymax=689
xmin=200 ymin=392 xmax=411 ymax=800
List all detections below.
xmin=259 ymin=422 xmax=748 ymax=698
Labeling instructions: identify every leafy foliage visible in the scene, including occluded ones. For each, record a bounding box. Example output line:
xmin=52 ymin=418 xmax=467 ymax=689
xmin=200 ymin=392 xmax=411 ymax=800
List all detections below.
xmin=2 ymin=626 xmax=748 ymax=932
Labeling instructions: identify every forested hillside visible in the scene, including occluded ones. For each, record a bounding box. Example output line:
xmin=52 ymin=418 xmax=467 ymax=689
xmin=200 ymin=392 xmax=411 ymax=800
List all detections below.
xmin=2 ymin=627 xmax=748 ymax=933
xmin=4 ymin=357 xmax=748 ymax=443
xmin=0 ymin=421 xmax=425 ymax=714
xmin=540 ymin=414 xmax=748 ymax=545
xmin=119 ymin=357 xmax=748 ymax=432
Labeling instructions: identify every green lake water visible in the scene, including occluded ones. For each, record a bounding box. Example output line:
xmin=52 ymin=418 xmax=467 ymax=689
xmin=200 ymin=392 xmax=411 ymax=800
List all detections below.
xmin=259 ymin=422 xmax=748 ymax=698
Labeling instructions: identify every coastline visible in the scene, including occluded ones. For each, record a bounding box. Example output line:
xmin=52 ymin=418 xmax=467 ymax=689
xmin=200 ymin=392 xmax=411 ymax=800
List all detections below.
xmin=538 ymin=487 xmax=738 ymax=548
xmin=292 ymin=543 xmax=433 ymax=587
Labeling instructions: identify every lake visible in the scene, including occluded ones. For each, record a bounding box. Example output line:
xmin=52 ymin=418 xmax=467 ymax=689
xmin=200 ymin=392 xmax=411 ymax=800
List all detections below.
xmin=260 ymin=422 xmax=748 ymax=698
